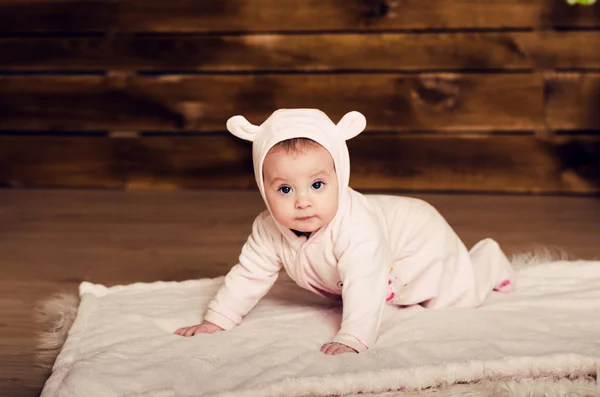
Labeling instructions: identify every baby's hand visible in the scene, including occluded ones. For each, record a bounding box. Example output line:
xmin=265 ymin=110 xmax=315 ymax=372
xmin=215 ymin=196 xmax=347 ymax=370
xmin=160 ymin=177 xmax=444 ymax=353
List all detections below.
xmin=174 ymin=321 xmax=223 ymax=337
xmin=320 ymin=342 xmax=358 ymax=355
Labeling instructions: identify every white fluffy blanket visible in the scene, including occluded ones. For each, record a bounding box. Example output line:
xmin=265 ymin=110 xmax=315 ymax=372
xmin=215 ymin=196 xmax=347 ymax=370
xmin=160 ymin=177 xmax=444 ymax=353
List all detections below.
xmin=41 ymin=258 xmax=600 ymax=397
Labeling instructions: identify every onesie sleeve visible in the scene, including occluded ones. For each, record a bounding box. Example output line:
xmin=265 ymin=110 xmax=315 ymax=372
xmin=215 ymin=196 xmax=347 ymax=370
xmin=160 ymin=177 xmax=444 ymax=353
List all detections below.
xmin=203 ymin=213 xmax=282 ymax=330
xmin=330 ymin=224 xmax=392 ymax=352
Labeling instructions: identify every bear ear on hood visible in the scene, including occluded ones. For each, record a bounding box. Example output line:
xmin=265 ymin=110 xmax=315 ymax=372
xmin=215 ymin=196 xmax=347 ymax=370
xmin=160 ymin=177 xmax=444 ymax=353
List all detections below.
xmin=337 ymin=111 xmax=366 ymax=140
xmin=226 ymin=115 xmax=262 ymax=142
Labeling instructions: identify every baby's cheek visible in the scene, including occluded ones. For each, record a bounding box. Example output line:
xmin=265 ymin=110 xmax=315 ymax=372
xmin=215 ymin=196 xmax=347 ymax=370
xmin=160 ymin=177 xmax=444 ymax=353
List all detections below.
xmin=327 ymin=200 xmax=339 ymax=220
xmin=272 ymin=205 xmax=290 ymax=224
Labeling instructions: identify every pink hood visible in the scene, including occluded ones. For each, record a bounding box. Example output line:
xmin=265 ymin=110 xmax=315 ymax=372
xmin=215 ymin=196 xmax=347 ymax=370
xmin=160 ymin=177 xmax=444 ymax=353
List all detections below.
xmin=226 ymin=109 xmax=366 ymax=240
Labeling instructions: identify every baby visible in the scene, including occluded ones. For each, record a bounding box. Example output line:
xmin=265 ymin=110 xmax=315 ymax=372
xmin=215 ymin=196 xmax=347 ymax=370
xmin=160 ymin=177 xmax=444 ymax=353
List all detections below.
xmin=175 ymin=109 xmax=516 ymax=355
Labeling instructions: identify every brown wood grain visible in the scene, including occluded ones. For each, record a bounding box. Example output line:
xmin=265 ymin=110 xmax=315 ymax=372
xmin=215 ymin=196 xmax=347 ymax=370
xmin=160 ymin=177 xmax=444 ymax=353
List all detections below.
xmin=2 ymin=31 xmax=599 ymax=72
xmin=0 ymin=73 xmax=545 ymax=132
xmin=1 ymin=134 xmax=598 ymax=193
xmin=0 ymin=0 xmax=598 ymax=33
xmin=545 ymin=72 xmax=600 ymax=131
xmin=534 ymin=31 xmax=600 ymax=70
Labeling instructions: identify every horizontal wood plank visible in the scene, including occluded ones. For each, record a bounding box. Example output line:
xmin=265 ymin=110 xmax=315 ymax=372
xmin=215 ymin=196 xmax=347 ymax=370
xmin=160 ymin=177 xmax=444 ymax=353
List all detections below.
xmin=0 ymin=73 xmax=545 ymax=132
xmin=0 ymin=135 xmax=598 ymax=193
xmin=0 ymin=32 xmax=532 ymax=71
xmin=0 ymin=0 xmax=599 ymax=33
xmin=535 ymin=31 xmax=600 ymax=70
xmin=2 ymin=31 xmax=599 ymax=72
xmin=545 ymin=72 xmax=600 ymax=131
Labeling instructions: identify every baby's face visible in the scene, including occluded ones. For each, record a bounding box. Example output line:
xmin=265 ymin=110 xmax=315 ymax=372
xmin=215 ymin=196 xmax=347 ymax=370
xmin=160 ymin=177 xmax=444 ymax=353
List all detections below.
xmin=263 ymin=144 xmax=339 ymax=234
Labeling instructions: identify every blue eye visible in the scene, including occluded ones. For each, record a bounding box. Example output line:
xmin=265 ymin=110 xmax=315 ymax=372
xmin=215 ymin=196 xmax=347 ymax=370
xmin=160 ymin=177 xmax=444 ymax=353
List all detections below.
xmin=312 ymin=181 xmax=324 ymax=190
xmin=279 ymin=186 xmax=292 ymax=194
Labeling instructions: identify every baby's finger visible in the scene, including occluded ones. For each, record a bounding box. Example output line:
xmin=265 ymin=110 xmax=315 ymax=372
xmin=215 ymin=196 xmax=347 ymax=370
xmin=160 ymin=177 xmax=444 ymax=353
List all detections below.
xmin=324 ymin=344 xmax=338 ymax=355
xmin=174 ymin=328 xmax=186 ymax=336
xmin=183 ymin=326 xmax=197 ymax=337
xmin=331 ymin=346 xmax=346 ymax=355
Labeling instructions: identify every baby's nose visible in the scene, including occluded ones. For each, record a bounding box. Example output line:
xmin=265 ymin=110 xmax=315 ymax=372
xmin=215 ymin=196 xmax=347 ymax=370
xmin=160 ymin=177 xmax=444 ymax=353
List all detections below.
xmin=295 ymin=196 xmax=311 ymax=209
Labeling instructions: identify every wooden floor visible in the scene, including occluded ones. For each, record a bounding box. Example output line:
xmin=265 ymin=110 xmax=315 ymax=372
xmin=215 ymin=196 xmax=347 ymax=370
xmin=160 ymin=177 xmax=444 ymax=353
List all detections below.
xmin=1 ymin=189 xmax=599 ymax=397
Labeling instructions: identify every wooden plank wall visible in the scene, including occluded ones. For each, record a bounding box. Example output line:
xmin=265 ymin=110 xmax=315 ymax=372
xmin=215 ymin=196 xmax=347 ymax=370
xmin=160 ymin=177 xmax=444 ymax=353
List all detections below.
xmin=0 ymin=0 xmax=599 ymax=194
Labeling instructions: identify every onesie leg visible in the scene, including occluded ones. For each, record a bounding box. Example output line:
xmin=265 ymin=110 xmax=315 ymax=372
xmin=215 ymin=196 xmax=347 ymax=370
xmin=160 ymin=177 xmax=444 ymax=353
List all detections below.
xmin=469 ymin=238 xmax=516 ymax=294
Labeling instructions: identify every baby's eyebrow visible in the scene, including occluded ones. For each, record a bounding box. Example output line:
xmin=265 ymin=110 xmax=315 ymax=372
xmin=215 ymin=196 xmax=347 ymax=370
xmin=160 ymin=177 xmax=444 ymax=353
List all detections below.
xmin=269 ymin=177 xmax=287 ymax=185
xmin=310 ymin=170 xmax=329 ymax=178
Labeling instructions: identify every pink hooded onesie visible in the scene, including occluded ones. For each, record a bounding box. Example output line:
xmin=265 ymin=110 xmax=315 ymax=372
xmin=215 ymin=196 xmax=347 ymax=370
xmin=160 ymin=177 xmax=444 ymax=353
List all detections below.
xmin=203 ymin=109 xmax=516 ymax=352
